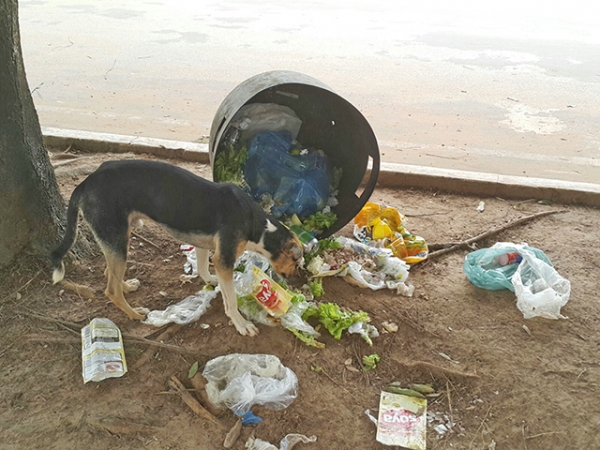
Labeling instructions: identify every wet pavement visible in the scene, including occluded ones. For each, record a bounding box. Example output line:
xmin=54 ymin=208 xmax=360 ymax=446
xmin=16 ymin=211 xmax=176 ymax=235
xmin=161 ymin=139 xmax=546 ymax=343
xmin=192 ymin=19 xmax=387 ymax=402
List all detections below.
xmin=18 ymin=0 xmax=600 ymax=184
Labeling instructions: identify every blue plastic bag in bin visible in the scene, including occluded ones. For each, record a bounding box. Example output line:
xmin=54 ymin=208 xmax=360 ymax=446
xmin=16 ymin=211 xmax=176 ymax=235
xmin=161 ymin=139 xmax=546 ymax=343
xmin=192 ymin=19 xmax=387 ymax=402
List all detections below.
xmin=243 ymin=131 xmax=330 ymax=218
xmin=464 ymin=242 xmax=552 ymax=291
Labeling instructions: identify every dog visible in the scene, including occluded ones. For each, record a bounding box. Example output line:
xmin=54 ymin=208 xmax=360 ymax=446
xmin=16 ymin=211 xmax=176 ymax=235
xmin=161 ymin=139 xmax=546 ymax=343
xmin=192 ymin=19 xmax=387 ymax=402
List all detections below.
xmin=50 ymin=159 xmax=303 ymax=336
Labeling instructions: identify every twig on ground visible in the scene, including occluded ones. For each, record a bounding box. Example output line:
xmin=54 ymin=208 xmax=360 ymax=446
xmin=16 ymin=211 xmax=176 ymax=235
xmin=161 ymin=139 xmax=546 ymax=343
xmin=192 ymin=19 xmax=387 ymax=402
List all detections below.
xmin=3 ymin=270 xmax=43 ymax=303
xmin=104 ymin=59 xmax=116 ymax=79
xmin=469 ymin=405 xmax=492 ymax=450
xmin=446 ymin=380 xmax=454 ymax=430
xmin=168 ymin=375 xmax=224 ymax=428
xmin=526 ymin=431 xmax=566 ymax=440
xmin=522 ymin=422 xmax=528 ymax=450
xmin=189 ymin=373 xmax=224 ymax=416
xmin=51 ymin=157 xmax=89 ymax=168
xmin=132 ymin=324 xmax=183 ymax=369
xmin=88 ymin=417 xmax=161 ymax=435
xmin=131 ymin=231 xmax=162 ymax=250
xmin=393 ymin=358 xmax=481 ymax=381
xmin=421 ymin=209 xmax=568 ymax=263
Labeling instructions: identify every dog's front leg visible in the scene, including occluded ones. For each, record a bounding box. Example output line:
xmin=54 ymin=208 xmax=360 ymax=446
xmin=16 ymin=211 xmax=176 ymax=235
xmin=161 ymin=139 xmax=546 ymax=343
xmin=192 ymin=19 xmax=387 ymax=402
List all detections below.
xmin=213 ymin=247 xmax=259 ymax=337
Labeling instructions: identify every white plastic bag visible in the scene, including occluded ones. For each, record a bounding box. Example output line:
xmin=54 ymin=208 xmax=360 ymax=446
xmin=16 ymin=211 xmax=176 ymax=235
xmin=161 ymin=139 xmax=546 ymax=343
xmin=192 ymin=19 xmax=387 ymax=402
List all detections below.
xmin=230 ymin=103 xmax=303 ymax=141
xmin=512 ymin=248 xmax=570 ymax=319
xmin=203 ymin=354 xmax=298 ymax=415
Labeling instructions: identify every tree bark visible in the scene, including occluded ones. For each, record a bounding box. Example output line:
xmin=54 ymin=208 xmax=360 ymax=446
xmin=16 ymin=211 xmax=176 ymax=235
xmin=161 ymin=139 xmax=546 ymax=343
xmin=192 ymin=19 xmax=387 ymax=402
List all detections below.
xmin=0 ymin=0 xmax=66 ymax=268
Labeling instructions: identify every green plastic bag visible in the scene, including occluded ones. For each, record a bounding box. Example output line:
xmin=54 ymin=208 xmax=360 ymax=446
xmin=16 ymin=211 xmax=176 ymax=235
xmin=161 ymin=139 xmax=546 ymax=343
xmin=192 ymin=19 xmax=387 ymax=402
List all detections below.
xmin=464 ymin=243 xmax=552 ymax=291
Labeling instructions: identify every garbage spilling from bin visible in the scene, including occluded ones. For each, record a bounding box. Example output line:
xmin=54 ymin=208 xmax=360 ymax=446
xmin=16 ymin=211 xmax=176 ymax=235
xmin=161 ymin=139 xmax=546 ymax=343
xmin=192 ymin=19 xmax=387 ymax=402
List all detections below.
xmin=214 ymin=103 xmax=342 ymax=235
xmin=354 ymin=202 xmax=429 ymax=264
xmin=464 ymin=242 xmax=571 ymax=319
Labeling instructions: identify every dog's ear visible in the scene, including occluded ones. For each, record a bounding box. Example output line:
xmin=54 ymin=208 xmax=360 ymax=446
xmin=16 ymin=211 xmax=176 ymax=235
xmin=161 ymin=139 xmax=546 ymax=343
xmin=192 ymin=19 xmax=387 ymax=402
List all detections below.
xmin=284 ymin=239 xmax=303 ymax=261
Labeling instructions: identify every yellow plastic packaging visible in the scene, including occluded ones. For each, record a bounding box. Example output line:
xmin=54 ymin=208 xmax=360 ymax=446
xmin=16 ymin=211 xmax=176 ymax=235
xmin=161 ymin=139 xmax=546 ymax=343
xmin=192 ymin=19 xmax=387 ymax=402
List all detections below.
xmin=251 ymin=266 xmax=292 ymax=316
xmin=354 ymin=202 xmax=428 ymax=264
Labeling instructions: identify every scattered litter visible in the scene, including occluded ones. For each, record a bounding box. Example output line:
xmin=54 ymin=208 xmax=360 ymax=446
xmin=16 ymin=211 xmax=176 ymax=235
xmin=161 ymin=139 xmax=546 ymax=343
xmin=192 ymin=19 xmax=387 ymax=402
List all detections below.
xmin=241 ymin=411 xmax=263 ymax=425
xmin=245 ymin=433 xmax=317 ymax=450
xmin=306 ymin=236 xmax=413 ymax=296
xmin=476 ymin=201 xmax=485 ymax=212
xmin=438 ymin=352 xmax=460 ymax=364
xmin=249 ymin=266 xmax=292 ymax=316
xmin=387 ymin=386 xmax=426 ymax=399
xmin=159 ymin=291 xmax=167 ymax=297
xmin=464 ymin=242 xmax=571 ymax=319
xmin=303 ymin=302 xmax=375 ymax=345
xmin=522 ymin=324 xmax=532 ymax=336
xmin=81 ymin=318 xmax=127 ymax=383
xmin=203 ymin=354 xmax=298 ymax=416
xmin=507 ymin=96 xmax=520 ymax=102
xmin=354 ymin=202 xmax=428 ymax=264
xmin=200 ymin=323 xmax=210 ymax=329
xmin=365 ymin=409 xmax=379 ymax=425
xmin=382 ymin=321 xmax=399 ymax=333
xmin=375 ymin=390 xmax=427 ymax=449
xmin=427 ymin=411 xmax=455 ymax=437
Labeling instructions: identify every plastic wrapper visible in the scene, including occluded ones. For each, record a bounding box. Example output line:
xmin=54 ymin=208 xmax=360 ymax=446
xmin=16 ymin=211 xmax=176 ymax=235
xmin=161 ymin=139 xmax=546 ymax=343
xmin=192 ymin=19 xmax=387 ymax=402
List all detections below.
xmin=203 ymin=354 xmax=298 ymax=415
xmin=354 ymin=202 xmax=428 ymax=264
xmin=463 ymin=242 xmax=552 ymax=292
xmin=244 ymin=131 xmax=330 ymax=218
xmin=245 ymin=434 xmax=317 ymax=450
xmin=464 ymin=242 xmax=570 ymax=319
xmin=143 ymin=289 xmax=218 ymax=326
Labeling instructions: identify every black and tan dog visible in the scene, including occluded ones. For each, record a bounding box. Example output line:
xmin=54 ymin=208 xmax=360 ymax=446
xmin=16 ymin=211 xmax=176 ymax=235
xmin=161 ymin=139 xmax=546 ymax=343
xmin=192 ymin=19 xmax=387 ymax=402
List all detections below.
xmin=50 ymin=160 xmax=303 ymax=336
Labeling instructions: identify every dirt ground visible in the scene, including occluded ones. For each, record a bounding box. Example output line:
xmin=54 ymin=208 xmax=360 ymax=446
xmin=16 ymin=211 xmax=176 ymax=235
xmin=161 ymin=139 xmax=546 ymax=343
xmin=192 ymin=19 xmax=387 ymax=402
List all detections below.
xmin=1 ymin=150 xmax=599 ymax=450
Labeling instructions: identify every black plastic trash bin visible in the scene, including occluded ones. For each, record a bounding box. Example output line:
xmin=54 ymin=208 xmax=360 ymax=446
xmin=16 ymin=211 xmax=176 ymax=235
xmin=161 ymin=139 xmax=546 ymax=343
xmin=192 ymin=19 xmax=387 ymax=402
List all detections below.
xmin=209 ymin=70 xmax=380 ymax=238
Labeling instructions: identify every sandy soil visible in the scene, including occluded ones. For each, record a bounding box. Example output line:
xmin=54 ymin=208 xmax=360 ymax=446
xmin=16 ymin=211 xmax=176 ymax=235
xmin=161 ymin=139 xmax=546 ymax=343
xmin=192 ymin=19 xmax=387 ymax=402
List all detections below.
xmin=1 ymin=150 xmax=599 ymax=450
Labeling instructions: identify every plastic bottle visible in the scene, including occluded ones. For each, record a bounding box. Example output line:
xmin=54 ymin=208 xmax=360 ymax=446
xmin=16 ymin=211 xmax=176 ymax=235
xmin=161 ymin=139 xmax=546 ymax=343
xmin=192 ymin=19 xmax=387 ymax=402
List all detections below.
xmin=496 ymin=252 xmax=522 ymax=266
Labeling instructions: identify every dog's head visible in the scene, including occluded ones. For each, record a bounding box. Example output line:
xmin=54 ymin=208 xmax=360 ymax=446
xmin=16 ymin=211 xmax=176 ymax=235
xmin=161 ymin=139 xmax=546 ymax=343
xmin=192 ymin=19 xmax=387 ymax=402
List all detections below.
xmin=261 ymin=219 xmax=304 ymax=277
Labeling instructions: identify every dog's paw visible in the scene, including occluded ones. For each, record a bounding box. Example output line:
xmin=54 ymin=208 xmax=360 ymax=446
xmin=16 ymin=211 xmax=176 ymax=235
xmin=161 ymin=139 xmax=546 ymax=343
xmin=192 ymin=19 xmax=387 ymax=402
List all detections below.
xmin=123 ymin=278 xmax=141 ymax=293
xmin=232 ymin=318 xmax=259 ymax=337
xmin=205 ymin=275 xmax=219 ymax=287
xmin=130 ymin=306 xmax=150 ymax=321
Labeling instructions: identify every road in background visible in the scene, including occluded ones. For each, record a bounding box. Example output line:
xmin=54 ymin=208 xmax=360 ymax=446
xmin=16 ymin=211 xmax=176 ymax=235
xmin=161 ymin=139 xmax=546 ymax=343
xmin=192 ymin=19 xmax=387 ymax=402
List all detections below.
xmin=18 ymin=0 xmax=600 ymax=183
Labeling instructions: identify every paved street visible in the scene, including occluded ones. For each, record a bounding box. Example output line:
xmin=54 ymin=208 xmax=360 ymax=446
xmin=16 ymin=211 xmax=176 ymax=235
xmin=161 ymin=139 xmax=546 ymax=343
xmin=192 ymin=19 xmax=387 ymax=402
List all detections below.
xmin=18 ymin=0 xmax=600 ymax=183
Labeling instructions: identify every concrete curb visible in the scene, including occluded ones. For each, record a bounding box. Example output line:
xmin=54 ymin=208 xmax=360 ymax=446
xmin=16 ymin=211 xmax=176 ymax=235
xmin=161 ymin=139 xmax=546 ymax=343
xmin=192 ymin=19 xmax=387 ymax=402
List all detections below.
xmin=43 ymin=127 xmax=600 ymax=207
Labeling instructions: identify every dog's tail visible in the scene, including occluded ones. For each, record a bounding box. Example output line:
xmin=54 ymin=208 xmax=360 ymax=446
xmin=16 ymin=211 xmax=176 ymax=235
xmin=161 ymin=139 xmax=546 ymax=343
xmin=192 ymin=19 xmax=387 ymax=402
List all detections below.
xmin=50 ymin=184 xmax=84 ymax=284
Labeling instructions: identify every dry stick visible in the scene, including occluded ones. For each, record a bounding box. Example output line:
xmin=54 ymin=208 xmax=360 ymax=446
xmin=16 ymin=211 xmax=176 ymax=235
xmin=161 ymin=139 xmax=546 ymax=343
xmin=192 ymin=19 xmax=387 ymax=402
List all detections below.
xmin=469 ymin=405 xmax=492 ymax=450
xmin=446 ymin=380 xmax=454 ymax=430
xmin=24 ymin=313 xmax=199 ymax=356
xmin=3 ymin=270 xmax=42 ymax=302
xmin=168 ymin=375 xmax=224 ymax=429
xmin=423 ymin=209 xmax=568 ymax=262
xmin=88 ymin=418 xmax=161 ymax=435
xmin=393 ymin=358 xmax=481 ymax=380
xmin=189 ymin=373 xmax=224 ymax=417
xmin=131 ymin=231 xmax=161 ymax=250
xmin=223 ymin=419 xmax=242 ymax=449
xmin=132 ymin=324 xmax=183 ymax=369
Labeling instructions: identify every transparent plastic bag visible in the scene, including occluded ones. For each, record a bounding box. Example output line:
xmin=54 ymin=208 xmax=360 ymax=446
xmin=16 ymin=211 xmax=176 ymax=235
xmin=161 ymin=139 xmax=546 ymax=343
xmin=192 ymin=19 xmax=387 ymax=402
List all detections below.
xmin=229 ymin=103 xmax=303 ymax=142
xmin=203 ymin=354 xmax=298 ymax=415
xmin=513 ymin=249 xmax=570 ymax=319
xmin=463 ymin=242 xmax=552 ymax=291
xmin=245 ymin=434 xmax=317 ymax=450
xmin=243 ymin=131 xmax=330 ymax=218
xmin=143 ymin=289 xmax=218 ymax=327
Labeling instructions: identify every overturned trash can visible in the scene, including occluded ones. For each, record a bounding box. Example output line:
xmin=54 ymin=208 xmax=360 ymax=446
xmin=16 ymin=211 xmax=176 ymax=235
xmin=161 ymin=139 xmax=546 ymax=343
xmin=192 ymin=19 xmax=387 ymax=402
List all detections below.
xmin=209 ymin=70 xmax=380 ymax=238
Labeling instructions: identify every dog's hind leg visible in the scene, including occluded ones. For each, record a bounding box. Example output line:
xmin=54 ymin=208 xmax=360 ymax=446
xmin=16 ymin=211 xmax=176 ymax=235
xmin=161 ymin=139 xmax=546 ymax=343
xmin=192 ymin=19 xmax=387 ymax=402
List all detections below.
xmin=195 ymin=248 xmax=218 ymax=286
xmin=103 ymin=250 xmax=148 ymax=320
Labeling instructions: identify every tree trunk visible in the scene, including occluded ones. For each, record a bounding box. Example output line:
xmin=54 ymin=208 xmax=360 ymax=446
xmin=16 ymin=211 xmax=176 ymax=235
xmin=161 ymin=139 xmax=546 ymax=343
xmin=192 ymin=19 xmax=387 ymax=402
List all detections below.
xmin=0 ymin=0 xmax=67 ymax=268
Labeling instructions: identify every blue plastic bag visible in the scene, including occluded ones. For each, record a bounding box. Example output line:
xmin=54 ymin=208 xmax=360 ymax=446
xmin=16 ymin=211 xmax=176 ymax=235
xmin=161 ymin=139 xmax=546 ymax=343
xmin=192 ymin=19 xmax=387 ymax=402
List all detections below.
xmin=243 ymin=131 xmax=330 ymax=218
xmin=464 ymin=242 xmax=552 ymax=291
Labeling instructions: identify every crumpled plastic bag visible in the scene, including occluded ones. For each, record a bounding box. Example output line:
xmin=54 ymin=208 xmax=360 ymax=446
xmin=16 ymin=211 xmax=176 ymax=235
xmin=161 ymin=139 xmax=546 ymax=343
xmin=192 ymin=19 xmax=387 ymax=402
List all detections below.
xmin=513 ymin=248 xmax=571 ymax=319
xmin=243 ymin=131 xmax=330 ymax=218
xmin=245 ymin=434 xmax=317 ymax=450
xmin=354 ymin=202 xmax=428 ymax=264
xmin=464 ymin=242 xmax=570 ymax=319
xmin=203 ymin=354 xmax=298 ymax=415
xmin=229 ymin=103 xmax=303 ymax=142
xmin=143 ymin=289 xmax=218 ymax=326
